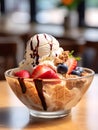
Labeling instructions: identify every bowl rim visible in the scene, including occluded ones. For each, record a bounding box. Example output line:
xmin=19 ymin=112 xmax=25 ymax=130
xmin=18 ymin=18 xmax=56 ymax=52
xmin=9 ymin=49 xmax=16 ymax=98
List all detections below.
xmin=4 ymin=67 xmax=95 ymax=81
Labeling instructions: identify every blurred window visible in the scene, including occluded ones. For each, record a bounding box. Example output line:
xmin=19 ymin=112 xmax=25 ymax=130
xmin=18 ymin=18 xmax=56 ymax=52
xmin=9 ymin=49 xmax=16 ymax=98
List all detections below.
xmin=2 ymin=0 xmax=98 ymax=27
xmin=37 ymin=0 xmax=98 ymax=27
xmin=36 ymin=0 xmax=67 ymax=25
xmin=5 ymin=0 xmax=30 ymax=24
xmin=85 ymin=0 xmax=98 ymax=27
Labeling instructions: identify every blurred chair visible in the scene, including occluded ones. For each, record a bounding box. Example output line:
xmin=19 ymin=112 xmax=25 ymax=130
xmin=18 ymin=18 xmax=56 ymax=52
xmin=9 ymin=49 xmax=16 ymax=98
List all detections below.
xmin=0 ymin=36 xmax=24 ymax=80
xmin=82 ymin=29 xmax=98 ymax=73
xmin=83 ymin=41 xmax=98 ymax=73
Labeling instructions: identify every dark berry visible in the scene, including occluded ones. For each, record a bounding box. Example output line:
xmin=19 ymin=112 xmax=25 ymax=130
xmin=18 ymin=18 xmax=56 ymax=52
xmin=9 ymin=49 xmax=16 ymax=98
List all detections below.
xmin=76 ymin=67 xmax=84 ymax=73
xmin=57 ymin=64 xmax=68 ymax=74
xmin=71 ymin=70 xmax=81 ymax=76
xmin=71 ymin=67 xmax=84 ymax=76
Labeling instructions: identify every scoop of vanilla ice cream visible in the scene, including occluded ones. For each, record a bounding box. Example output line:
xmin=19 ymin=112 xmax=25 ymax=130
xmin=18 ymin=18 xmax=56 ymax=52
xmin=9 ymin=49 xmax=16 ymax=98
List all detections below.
xmin=26 ymin=33 xmax=63 ymax=57
xmin=19 ymin=33 xmax=63 ymax=72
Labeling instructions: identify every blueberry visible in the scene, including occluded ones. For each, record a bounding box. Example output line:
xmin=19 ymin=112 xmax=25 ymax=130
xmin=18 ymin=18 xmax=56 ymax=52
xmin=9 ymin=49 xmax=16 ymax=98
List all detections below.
xmin=71 ymin=70 xmax=81 ymax=76
xmin=71 ymin=67 xmax=84 ymax=76
xmin=57 ymin=64 xmax=68 ymax=74
xmin=76 ymin=67 xmax=84 ymax=73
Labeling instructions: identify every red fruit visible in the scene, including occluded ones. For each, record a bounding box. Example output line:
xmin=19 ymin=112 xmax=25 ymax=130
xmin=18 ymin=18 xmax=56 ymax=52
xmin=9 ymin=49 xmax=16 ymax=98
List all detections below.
xmin=66 ymin=58 xmax=77 ymax=74
xmin=14 ymin=70 xmax=30 ymax=78
xmin=38 ymin=70 xmax=59 ymax=79
xmin=32 ymin=65 xmax=59 ymax=79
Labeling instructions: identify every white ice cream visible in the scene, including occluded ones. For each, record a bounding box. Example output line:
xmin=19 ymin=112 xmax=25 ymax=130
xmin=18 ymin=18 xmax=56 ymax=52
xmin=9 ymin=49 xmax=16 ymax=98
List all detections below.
xmin=19 ymin=33 xmax=63 ymax=72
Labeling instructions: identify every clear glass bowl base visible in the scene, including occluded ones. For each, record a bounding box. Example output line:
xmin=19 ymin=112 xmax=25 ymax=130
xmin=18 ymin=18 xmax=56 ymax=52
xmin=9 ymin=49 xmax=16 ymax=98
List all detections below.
xmin=29 ymin=109 xmax=71 ymax=119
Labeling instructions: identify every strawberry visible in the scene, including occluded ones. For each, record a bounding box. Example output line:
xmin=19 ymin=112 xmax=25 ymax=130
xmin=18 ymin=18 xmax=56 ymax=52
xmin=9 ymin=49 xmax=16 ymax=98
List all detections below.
xmin=31 ymin=65 xmax=59 ymax=79
xmin=65 ymin=57 xmax=77 ymax=74
xmin=14 ymin=70 xmax=30 ymax=78
xmin=38 ymin=70 xmax=59 ymax=79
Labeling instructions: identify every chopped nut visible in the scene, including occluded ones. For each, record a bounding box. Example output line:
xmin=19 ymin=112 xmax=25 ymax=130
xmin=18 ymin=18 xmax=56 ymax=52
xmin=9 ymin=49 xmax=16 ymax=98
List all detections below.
xmin=66 ymin=74 xmax=86 ymax=90
xmin=54 ymin=51 xmax=69 ymax=65
xmin=54 ymin=57 xmax=64 ymax=65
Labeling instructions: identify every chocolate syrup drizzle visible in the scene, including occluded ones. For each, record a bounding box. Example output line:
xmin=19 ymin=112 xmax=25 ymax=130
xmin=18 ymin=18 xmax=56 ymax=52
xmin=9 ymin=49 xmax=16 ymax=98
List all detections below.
xmin=18 ymin=78 xmax=26 ymax=93
xmin=44 ymin=33 xmax=53 ymax=55
xmin=30 ymin=35 xmax=40 ymax=66
xmin=44 ymin=33 xmax=58 ymax=57
xmin=34 ymin=79 xmax=47 ymax=110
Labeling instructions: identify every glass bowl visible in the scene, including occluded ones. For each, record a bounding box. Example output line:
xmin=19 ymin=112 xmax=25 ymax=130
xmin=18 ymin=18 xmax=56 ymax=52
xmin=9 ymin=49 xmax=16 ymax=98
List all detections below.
xmin=5 ymin=68 xmax=94 ymax=118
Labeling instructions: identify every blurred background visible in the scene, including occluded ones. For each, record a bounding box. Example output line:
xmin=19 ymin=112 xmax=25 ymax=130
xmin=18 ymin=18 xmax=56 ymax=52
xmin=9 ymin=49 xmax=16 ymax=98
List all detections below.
xmin=0 ymin=0 xmax=98 ymax=79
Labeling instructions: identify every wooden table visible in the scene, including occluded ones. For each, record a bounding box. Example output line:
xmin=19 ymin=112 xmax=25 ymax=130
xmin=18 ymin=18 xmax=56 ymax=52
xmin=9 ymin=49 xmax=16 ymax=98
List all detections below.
xmin=0 ymin=75 xmax=98 ymax=130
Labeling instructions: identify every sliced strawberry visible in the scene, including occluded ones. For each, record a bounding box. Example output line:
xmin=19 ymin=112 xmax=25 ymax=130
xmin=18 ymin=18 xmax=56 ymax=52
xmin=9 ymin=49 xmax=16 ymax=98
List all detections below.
xmin=65 ymin=58 xmax=77 ymax=74
xmin=14 ymin=70 xmax=30 ymax=78
xmin=31 ymin=65 xmax=59 ymax=79
xmin=32 ymin=65 xmax=49 ymax=78
xmin=38 ymin=70 xmax=59 ymax=79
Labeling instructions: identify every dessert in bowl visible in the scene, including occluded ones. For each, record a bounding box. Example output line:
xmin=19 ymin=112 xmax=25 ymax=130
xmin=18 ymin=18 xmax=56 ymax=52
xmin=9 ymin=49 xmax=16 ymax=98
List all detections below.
xmin=5 ymin=34 xmax=94 ymax=118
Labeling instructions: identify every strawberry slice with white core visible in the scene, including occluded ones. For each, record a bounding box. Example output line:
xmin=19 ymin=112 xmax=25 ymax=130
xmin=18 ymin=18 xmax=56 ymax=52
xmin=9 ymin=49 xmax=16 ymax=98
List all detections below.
xmin=32 ymin=65 xmax=59 ymax=79
xmin=14 ymin=70 xmax=30 ymax=78
xmin=66 ymin=57 xmax=77 ymax=74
